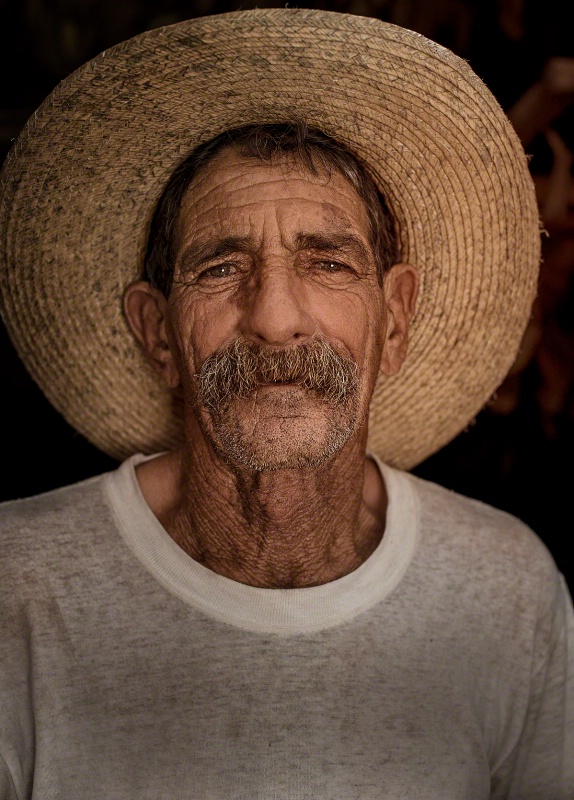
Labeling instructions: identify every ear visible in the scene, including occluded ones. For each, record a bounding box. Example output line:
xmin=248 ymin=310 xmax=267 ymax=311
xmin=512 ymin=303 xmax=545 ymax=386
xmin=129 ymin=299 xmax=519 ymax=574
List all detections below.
xmin=379 ymin=263 xmax=419 ymax=377
xmin=123 ymin=281 xmax=181 ymax=388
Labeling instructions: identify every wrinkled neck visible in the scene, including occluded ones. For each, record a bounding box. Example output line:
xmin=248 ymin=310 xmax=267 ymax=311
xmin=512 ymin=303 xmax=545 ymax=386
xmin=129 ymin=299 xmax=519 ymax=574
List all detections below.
xmin=135 ymin=435 xmax=387 ymax=588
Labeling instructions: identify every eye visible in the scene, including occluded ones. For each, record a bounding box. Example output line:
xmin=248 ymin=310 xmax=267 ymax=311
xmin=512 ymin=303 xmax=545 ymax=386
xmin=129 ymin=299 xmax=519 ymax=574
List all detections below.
xmin=312 ymin=260 xmax=357 ymax=276
xmin=304 ymin=258 xmax=360 ymax=287
xmin=317 ymin=261 xmax=348 ymax=272
xmin=197 ymin=262 xmax=237 ymax=281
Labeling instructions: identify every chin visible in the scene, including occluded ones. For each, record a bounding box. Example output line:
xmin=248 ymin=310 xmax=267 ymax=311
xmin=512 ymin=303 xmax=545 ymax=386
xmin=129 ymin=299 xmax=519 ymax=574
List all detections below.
xmin=214 ymin=422 xmax=356 ymax=472
xmin=203 ymin=388 xmax=363 ymax=472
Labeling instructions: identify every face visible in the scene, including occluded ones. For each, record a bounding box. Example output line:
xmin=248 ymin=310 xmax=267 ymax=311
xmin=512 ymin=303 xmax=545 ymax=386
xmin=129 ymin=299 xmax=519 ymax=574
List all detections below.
xmin=149 ymin=149 xmax=406 ymax=471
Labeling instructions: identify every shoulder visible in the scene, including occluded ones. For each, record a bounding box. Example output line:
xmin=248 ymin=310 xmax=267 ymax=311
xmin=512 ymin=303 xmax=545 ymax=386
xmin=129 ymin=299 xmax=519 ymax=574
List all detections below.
xmin=0 ymin=471 xmax=111 ymax=525
xmin=0 ymin=471 xmax=116 ymax=578
xmin=389 ymin=471 xmax=574 ymax=698
xmin=394 ymin=468 xmax=562 ymax=612
xmin=411 ymin=469 xmax=550 ymax=548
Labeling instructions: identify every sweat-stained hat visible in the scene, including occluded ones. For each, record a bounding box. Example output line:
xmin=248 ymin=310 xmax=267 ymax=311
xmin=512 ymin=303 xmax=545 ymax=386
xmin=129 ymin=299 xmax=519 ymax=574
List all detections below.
xmin=0 ymin=9 xmax=540 ymax=469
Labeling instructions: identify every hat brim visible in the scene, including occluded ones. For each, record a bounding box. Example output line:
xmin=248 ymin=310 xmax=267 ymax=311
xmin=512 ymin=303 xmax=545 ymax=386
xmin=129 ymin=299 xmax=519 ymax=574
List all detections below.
xmin=0 ymin=8 xmax=539 ymax=469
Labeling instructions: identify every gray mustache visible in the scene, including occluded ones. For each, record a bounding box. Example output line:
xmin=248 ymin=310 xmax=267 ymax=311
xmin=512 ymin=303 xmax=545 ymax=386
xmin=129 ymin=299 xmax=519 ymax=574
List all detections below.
xmin=198 ymin=339 xmax=358 ymax=412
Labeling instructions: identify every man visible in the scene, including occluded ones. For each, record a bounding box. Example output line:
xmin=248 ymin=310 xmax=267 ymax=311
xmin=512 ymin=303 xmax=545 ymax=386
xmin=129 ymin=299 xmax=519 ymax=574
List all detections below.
xmin=0 ymin=9 xmax=572 ymax=799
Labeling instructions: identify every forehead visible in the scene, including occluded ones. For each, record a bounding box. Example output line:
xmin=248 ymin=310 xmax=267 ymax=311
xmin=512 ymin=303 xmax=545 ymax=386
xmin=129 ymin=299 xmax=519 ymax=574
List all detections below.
xmin=176 ymin=148 xmax=372 ymax=239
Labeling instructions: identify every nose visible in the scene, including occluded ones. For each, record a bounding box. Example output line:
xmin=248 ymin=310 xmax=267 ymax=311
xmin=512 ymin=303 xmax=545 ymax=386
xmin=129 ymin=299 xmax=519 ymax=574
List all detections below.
xmin=241 ymin=264 xmax=316 ymax=346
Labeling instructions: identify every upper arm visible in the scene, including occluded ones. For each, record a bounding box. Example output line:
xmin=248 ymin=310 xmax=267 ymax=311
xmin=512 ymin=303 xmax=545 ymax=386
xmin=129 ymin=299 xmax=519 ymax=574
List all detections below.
xmin=491 ymin=575 xmax=574 ymax=799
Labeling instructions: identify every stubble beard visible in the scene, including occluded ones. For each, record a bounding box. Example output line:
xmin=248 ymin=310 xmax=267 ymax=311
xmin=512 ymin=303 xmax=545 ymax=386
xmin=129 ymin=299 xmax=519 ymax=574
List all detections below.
xmin=194 ymin=339 xmax=364 ymax=472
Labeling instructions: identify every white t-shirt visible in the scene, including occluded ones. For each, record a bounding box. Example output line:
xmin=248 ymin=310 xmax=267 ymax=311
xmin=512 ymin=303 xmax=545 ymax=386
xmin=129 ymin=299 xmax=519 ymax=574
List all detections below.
xmin=1 ymin=455 xmax=573 ymax=799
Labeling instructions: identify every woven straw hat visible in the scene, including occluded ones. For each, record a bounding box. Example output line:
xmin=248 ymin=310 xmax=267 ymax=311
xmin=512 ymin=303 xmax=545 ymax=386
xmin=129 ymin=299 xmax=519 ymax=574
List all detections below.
xmin=0 ymin=8 xmax=539 ymax=469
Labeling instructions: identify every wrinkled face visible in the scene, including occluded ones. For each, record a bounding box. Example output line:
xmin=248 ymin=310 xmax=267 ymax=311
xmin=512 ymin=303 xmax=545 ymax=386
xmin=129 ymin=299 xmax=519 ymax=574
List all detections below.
xmin=165 ymin=148 xmax=390 ymax=471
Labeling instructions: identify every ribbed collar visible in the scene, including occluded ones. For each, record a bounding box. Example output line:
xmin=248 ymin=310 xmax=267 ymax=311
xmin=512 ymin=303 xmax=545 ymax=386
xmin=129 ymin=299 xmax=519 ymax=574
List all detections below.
xmin=105 ymin=454 xmax=420 ymax=634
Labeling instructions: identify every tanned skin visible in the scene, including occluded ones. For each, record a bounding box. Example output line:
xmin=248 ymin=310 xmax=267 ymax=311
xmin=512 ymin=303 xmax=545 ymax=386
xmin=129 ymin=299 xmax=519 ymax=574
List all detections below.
xmin=124 ymin=149 xmax=418 ymax=588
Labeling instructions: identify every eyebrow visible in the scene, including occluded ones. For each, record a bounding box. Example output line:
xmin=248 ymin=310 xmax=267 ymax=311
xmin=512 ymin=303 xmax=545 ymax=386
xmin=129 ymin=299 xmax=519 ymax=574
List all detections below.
xmin=178 ymin=236 xmax=253 ymax=274
xmin=295 ymin=232 xmax=371 ymax=263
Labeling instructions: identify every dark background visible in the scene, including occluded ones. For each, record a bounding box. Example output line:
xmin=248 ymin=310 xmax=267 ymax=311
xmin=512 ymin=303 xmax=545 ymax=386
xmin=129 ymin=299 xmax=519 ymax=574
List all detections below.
xmin=1 ymin=0 xmax=573 ymax=590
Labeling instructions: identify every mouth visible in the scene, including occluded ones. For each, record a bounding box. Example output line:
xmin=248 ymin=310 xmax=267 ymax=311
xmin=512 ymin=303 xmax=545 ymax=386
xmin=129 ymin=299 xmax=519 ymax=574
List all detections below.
xmin=258 ymin=380 xmax=300 ymax=387
xmin=254 ymin=380 xmax=318 ymax=394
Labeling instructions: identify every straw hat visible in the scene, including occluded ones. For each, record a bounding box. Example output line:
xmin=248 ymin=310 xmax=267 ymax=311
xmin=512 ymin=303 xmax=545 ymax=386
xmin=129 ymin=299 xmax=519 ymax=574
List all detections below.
xmin=0 ymin=8 xmax=539 ymax=469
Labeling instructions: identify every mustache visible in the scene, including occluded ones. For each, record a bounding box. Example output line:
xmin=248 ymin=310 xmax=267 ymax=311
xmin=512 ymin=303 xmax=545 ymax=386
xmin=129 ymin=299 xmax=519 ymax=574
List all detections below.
xmin=197 ymin=338 xmax=358 ymax=412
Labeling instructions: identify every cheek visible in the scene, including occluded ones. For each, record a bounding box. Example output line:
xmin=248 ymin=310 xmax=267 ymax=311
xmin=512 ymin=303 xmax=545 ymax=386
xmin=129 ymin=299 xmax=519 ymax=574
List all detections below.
xmin=167 ymin=292 xmax=240 ymax=373
xmin=310 ymin=284 xmax=385 ymax=362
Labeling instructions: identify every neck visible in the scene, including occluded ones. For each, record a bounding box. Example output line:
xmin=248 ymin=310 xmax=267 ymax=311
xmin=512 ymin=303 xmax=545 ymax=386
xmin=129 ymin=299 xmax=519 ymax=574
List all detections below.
xmin=136 ymin=436 xmax=387 ymax=589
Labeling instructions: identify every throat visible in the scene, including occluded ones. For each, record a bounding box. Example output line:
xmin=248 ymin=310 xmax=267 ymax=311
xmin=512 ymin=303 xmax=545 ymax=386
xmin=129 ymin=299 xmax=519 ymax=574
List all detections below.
xmin=170 ymin=488 xmax=383 ymax=588
xmin=138 ymin=448 xmax=387 ymax=589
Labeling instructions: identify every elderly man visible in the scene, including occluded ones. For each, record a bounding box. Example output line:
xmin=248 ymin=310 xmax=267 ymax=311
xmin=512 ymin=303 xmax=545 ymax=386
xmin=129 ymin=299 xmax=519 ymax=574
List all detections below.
xmin=122 ymin=123 xmax=417 ymax=589
xmin=0 ymin=9 xmax=572 ymax=800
